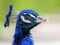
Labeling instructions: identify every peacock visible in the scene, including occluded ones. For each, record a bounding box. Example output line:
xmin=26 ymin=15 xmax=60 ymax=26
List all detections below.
xmin=4 ymin=5 xmax=47 ymax=45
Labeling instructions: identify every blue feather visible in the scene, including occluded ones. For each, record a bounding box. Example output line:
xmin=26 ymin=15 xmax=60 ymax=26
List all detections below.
xmin=12 ymin=9 xmax=39 ymax=45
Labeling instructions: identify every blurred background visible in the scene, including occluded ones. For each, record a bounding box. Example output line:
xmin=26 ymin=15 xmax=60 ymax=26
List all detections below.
xmin=0 ymin=0 xmax=60 ymax=45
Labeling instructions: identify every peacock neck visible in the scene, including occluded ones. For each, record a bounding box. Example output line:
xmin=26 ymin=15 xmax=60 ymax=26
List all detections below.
xmin=21 ymin=28 xmax=31 ymax=38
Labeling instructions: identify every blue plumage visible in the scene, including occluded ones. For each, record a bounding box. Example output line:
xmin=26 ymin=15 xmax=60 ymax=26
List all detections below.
xmin=4 ymin=5 xmax=46 ymax=45
xmin=12 ymin=10 xmax=40 ymax=45
xmin=4 ymin=5 xmax=13 ymax=27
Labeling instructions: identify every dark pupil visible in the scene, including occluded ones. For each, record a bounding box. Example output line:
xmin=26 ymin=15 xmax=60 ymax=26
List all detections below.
xmin=24 ymin=14 xmax=30 ymax=20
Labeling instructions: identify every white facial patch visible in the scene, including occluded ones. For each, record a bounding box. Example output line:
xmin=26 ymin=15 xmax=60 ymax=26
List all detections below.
xmin=29 ymin=14 xmax=37 ymax=19
xmin=37 ymin=16 xmax=43 ymax=19
xmin=21 ymin=15 xmax=31 ymax=23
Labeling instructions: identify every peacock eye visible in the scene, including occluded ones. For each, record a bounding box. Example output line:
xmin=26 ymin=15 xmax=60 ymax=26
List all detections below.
xmin=25 ymin=15 xmax=30 ymax=19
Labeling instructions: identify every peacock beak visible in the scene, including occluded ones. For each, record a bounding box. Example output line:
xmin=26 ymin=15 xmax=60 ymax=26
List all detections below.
xmin=36 ymin=16 xmax=47 ymax=23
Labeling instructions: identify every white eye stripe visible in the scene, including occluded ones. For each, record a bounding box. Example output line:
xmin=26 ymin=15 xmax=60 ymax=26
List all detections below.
xmin=29 ymin=14 xmax=37 ymax=19
xmin=23 ymin=13 xmax=37 ymax=19
xmin=21 ymin=15 xmax=31 ymax=23
xmin=37 ymin=16 xmax=43 ymax=19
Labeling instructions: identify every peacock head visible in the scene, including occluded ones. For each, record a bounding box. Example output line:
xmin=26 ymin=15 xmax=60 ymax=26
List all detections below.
xmin=20 ymin=10 xmax=47 ymax=29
